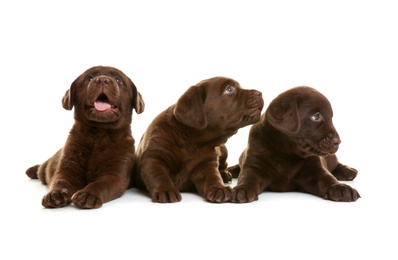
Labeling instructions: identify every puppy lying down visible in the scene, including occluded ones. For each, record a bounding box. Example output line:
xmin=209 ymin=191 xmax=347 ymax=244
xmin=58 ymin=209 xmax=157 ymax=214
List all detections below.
xmin=26 ymin=66 xmax=144 ymax=209
xmin=132 ymin=76 xmax=264 ymax=203
xmin=229 ymin=86 xmax=360 ymax=202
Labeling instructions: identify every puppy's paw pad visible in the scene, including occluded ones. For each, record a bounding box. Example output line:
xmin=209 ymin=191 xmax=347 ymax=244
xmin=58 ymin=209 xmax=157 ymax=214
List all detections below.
xmin=231 ymin=186 xmax=258 ymax=203
xmin=152 ymin=189 xmax=182 ymax=203
xmin=42 ymin=189 xmax=72 ymax=208
xmin=206 ymin=186 xmax=232 ymax=203
xmin=324 ymin=184 xmax=360 ymax=202
xmin=72 ymin=191 xmax=103 ymax=209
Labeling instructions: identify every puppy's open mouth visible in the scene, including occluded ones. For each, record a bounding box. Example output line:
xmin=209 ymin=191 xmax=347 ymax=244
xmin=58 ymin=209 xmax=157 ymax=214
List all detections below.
xmin=94 ymin=94 xmax=117 ymax=112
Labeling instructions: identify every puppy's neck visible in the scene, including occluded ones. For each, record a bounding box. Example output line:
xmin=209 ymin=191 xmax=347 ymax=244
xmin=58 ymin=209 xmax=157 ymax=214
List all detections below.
xmin=195 ymin=126 xmax=237 ymax=147
xmin=71 ymin=121 xmax=133 ymax=138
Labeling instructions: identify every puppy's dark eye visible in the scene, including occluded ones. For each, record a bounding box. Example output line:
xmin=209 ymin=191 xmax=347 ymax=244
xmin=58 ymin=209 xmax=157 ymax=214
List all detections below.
xmin=87 ymin=75 xmax=93 ymax=82
xmin=115 ymin=76 xmax=123 ymax=85
xmin=311 ymin=112 xmax=323 ymax=122
xmin=225 ymin=85 xmax=236 ymax=95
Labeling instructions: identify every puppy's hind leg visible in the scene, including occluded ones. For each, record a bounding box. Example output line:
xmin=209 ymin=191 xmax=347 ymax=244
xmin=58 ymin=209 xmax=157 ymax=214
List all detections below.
xmin=227 ymin=165 xmax=241 ymax=178
xmin=26 ymin=165 xmax=39 ymax=179
xmin=227 ymin=148 xmax=247 ymax=179
xmin=26 ymin=161 xmax=51 ymax=185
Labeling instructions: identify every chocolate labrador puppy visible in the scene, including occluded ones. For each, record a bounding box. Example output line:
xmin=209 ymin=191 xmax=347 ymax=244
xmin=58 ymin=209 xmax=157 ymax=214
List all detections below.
xmin=229 ymin=86 xmax=360 ymax=202
xmin=26 ymin=66 xmax=145 ymax=209
xmin=132 ymin=76 xmax=264 ymax=203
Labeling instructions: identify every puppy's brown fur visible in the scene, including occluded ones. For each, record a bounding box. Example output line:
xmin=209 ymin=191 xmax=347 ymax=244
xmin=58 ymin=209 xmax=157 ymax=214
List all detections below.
xmin=132 ymin=77 xmax=264 ymax=203
xmin=26 ymin=66 xmax=144 ymax=209
xmin=229 ymin=86 xmax=360 ymax=202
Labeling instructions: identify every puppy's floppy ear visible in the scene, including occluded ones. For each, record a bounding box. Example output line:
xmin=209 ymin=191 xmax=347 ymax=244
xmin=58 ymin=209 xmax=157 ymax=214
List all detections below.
xmin=133 ymin=91 xmax=145 ymax=114
xmin=130 ymin=79 xmax=145 ymax=114
xmin=266 ymin=95 xmax=300 ymax=136
xmin=62 ymin=81 xmax=76 ymax=110
xmin=173 ymin=86 xmax=207 ymax=129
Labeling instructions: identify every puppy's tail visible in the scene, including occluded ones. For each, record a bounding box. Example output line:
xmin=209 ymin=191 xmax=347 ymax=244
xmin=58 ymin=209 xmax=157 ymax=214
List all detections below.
xmin=227 ymin=164 xmax=241 ymax=178
xmin=26 ymin=165 xmax=39 ymax=179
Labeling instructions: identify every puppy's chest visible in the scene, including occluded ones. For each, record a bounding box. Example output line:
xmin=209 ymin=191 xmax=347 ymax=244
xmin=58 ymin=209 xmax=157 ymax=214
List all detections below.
xmin=69 ymin=132 xmax=134 ymax=162
xmin=266 ymin=157 xmax=318 ymax=191
xmin=90 ymin=140 xmax=116 ymax=154
xmin=173 ymin=146 xmax=220 ymax=182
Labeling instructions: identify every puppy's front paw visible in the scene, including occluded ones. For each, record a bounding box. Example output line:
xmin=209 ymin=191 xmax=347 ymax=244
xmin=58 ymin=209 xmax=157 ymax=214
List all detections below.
xmin=332 ymin=164 xmax=358 ymax=181
xmin=324 ymin=183 xmax=360 ymax=202
xmin=72 ymin=191 xmax=103 ymax=209
xmin=152 ymin=188 xmax=182 ymax=203
xmin=231 ymin=186 xmax=258 ymax=203
xmin=205 ymin=186 xmax=232 ymax=203
xmin=42 ymin=189 xmax=72 ymax=208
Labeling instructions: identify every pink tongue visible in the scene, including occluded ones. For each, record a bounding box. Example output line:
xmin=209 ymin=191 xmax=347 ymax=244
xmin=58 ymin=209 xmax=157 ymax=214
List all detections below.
xmin=94 ymin=101 xmax=112 ymax=111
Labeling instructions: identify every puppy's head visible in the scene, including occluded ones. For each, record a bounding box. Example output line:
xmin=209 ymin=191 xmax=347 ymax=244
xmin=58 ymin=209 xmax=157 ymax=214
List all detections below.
xmin=62 ymin=66 xmax=144 ymax=128
xmin=173 ymin=76 xmax=264 ymax=131
xmin=266 ymin=86 xmax=340 ymax=157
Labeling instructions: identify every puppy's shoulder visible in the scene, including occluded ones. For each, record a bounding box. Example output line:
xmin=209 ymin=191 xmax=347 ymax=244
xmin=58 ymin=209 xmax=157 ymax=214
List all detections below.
xmin=150 ymin=105 xmax=177 ymax=126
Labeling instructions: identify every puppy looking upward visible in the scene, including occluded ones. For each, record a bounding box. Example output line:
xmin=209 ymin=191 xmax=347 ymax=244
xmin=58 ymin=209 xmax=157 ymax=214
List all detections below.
xmin=229 ymin=86 xmax=360 ymax=203
xmin=132 ymin=76 xmax=264 ymax=203
xmin=26 ymin=66 xmax=144 ymax=209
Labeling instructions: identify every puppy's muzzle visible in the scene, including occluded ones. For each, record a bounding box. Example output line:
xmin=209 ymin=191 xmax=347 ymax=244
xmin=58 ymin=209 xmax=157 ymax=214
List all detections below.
xmin=89 ymin=76 xmax=119 ymax=112
xmin=319 ymin=133 xmax=341 ymax=153
xmin=246 ymin=90 xmax=263 ymax=108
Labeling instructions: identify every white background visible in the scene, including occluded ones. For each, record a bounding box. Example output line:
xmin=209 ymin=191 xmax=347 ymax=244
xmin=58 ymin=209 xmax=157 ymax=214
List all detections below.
xmin=1 ymin=0 xmax=396 ymax=259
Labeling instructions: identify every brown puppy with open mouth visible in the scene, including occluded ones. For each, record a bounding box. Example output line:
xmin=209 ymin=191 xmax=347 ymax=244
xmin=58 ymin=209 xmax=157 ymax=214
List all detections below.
xmin=229 ymin=86 xmax=360 ymax=202
xmin=132 ymin=76 xmax=264 ymax=203
xmin=26 ymin=66 xmax=145 ymax=209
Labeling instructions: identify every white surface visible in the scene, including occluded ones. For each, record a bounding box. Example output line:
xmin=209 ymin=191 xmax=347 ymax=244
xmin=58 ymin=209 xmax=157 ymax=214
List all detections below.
xmin=1 ymin=1 xmax=396 ymax=259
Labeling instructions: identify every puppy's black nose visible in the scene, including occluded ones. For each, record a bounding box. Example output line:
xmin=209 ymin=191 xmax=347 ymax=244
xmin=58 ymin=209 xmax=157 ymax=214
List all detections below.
xmin=95 ymin=77 xmax=110 ymax=86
